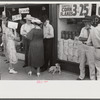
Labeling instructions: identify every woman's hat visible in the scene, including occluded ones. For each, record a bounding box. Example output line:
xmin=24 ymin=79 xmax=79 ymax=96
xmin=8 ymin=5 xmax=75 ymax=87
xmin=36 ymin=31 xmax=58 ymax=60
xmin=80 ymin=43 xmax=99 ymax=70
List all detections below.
xmin=82 ymin=16 xmax=92 ymax=22
xmin=31 ymin=18 xmax=42 ymax=24
xmin=24 ymin=14 xmax=33 ymax=20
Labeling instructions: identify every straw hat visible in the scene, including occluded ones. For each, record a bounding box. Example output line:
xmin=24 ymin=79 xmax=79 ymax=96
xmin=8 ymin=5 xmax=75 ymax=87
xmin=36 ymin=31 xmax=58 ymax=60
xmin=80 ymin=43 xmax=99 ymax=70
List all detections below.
xmin=31 ymin=17 xmax=42 ymax=24
xmin=24 ymin=14 xmax=33 ymax=20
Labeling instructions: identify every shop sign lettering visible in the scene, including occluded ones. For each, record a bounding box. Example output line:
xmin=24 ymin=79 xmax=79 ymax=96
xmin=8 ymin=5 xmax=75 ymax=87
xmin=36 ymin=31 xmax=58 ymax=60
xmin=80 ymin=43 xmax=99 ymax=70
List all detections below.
xmin=12 ymin=14 xmax=22 ymax=21
xmin=19 ymin=8 xmax=29 ymax=14
xmin=59 ymin=4 xmax=92 ymax=18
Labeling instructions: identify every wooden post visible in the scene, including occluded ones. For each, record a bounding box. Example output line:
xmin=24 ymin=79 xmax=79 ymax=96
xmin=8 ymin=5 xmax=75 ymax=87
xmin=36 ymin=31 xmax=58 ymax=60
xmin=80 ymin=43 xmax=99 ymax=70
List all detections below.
xmin=49 ymin=4 xmax=57 ymax=65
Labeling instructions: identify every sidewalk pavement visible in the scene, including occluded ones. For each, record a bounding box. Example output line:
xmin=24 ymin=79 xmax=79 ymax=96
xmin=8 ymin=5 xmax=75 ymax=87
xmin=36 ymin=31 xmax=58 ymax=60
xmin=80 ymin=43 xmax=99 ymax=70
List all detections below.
xmin=0 ymin=52 xmax=79 ymax=80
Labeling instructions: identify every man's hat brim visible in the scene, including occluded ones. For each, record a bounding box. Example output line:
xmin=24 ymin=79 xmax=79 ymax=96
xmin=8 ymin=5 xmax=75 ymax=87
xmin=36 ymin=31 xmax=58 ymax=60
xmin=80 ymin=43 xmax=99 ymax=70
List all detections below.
xmin=82 ymin=19 xmax=92 ymax=22
xmin=82 ymin=16 xmax=92 ymax=22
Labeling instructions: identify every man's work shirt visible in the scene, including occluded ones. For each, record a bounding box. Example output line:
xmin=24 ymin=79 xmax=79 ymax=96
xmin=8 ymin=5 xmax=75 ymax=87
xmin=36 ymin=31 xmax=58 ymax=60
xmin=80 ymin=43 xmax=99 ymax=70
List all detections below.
xmin=20 ymin=23 xmax=34 ymax=37
xmin=43 ymin=24 xmax=54 ymax=39
xmin=79 ymin=27 xmax=89 ymax=38
xmin=87 ymin=24 xmax=100 ymax=48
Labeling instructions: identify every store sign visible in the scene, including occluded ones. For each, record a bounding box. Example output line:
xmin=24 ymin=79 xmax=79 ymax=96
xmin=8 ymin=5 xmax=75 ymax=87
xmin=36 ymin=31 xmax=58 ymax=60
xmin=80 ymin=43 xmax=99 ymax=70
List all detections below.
xmin=59 ymin=4 xmax=92 ymax=18
xmin=8 ymin=21 xmax=18 ymax=29
xmin=12 ymin=14 xmax=22 ymax=21
xmin=96 ymin=4 xmax=100 ymax=17
xmin=19 ymin=8 xmax=29 ymax=14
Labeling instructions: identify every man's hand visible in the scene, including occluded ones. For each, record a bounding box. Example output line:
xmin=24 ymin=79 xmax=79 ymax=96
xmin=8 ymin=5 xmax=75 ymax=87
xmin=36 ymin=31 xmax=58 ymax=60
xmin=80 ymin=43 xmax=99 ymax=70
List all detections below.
xmin=79 ymin=37 xmax=88 ymax=42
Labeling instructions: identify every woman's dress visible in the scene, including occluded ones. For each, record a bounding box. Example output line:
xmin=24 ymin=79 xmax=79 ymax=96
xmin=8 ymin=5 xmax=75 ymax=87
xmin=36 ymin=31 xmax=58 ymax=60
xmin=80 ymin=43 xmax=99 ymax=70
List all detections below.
xmin=27 ymin=28 xmax=44 ymax=68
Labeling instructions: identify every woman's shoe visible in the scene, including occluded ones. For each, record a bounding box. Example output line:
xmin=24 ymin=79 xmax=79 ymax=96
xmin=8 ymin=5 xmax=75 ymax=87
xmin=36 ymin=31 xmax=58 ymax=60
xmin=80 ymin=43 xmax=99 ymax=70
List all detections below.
xmin=37 ymin=72 xmax=40 ymax=77
xmin=28 ymin=71 xmax=32 ymax=76
xmin=8 ymin=67 xmax=14 ymax=71
xmin=9 ymin=69 xmax=18 ymax=74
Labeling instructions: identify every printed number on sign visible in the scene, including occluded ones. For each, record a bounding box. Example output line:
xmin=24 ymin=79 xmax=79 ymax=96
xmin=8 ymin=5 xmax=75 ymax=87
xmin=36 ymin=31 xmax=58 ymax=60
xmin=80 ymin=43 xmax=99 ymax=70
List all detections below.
xmin=80 ymin=4 xmax=89 ymax=16
xmin=72 ymin=4 xmax=89 ymax=16
xmin=73 ymin=4 xmax=77 ymax=16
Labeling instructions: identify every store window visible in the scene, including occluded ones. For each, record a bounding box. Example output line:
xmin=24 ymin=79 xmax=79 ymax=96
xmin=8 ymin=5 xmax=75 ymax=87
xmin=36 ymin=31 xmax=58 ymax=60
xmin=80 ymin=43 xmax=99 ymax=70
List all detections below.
xmin=4 ymin=4 xmax=49 ymax=53
xmin=57 ymin=3 xmax=94 ymax=63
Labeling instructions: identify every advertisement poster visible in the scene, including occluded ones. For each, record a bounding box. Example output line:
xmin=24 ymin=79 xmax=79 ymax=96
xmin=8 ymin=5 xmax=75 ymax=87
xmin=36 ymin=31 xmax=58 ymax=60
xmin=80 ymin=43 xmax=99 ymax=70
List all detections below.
xmin=12 ymin=14 xmax=22 ymax=21
xmin=19 ymin=7 xmax=29 ymax=14
xmin=59 ymin=3 xmax=92 ymax=18
xmin=8 ymin=21 xmax=18 ymax=29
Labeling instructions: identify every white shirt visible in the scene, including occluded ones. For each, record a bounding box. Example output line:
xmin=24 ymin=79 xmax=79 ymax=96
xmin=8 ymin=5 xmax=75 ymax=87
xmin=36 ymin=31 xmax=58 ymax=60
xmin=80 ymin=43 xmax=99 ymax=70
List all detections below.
xmin=43 ymin=24 xmax=54 ymax=39
xmin=79 ymin=26 xmax=94 ymax=43
xmin=87 ymin=24 xmax=100 ymax=48
xmin=20 ymin=23 xmax=34 ymax=37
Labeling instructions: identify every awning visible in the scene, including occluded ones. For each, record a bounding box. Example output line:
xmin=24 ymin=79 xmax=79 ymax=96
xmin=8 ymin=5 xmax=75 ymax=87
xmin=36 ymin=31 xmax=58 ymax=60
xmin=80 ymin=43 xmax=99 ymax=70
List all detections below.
xmin=0 ymin=4 xmax=42 ymax=8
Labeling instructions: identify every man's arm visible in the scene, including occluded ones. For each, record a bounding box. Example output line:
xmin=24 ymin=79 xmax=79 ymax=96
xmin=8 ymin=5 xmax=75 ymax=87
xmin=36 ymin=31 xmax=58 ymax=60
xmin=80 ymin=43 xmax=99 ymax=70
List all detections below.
xmin=79 ymin=37 xmax=88 ymax=42
xmin=79 ymin=28 xmax=88 ymax=43
xmin=49 ymin=25 xmax=54 ymax=38
xmin=20 ymin=24 xmax=27 ymax=37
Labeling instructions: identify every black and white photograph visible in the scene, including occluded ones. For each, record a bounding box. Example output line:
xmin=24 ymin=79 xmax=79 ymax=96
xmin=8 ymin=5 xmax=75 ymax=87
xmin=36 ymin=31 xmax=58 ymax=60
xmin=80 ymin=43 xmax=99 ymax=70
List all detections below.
xmin=0 ymin=0 xmax=100 ymax=99
xmin=0 ymin=1 xmax=100 ymax=80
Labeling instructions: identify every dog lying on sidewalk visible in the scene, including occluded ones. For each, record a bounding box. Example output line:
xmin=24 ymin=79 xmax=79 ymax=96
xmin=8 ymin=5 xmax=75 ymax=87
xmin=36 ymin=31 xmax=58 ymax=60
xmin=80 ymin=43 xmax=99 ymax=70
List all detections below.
xmin=48 ymin=63 xmax=61 ymax=74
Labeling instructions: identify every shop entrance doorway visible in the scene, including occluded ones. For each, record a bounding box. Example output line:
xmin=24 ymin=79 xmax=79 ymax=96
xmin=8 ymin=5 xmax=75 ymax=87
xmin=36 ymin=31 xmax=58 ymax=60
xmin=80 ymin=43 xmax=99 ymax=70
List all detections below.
xmin=0 ymin=4 xmax=50 ymax=60
xmin=5 ymin=4 xmax=49 ymax=54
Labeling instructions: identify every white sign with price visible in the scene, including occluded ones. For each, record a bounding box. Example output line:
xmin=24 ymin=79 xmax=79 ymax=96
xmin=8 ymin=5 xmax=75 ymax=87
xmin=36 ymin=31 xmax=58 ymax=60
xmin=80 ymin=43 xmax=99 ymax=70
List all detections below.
xmin=12 ymin=14 xmax=22 ymax=21
xmin=19 ymin=7 xmax=29 ymax=14
xmin=8 ymin=21 xmax=18 ymax=29
xmin=59 ymin=4 xmax=92 ymax=18
xmin=96 ymin=4 xmax=100 ymax=17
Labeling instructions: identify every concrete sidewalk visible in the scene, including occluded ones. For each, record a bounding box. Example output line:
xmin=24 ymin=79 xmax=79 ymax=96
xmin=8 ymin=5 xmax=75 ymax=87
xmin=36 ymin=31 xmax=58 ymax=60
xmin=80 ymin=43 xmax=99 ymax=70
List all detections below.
xmin=0 ymin=53 xmax=80 ymax=80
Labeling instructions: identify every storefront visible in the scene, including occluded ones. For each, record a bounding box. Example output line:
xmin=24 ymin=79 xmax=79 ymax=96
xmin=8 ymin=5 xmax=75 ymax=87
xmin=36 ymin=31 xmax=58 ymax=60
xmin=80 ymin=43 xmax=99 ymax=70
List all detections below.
xmin=0 ymin=4 xmax=50 ymax=60
xmin=51 ymin=3 xmax=100 ymax=75
xmin=0 ymin=3 xmax=100 ymax=75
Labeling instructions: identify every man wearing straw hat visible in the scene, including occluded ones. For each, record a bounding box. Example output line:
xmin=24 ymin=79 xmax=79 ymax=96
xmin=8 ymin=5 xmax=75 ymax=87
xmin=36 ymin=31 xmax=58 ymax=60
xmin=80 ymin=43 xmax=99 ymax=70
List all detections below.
xmin=20 ymin=14 xmax=34 ymax=68
xmin=77 ymin=16 xmax=96 ymax=80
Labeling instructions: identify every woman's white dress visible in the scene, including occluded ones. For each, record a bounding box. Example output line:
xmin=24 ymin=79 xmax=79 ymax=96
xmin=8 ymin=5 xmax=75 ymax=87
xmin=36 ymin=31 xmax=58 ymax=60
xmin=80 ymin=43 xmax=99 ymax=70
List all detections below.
xmin=6 ymin=28 xmax=18 ymax=64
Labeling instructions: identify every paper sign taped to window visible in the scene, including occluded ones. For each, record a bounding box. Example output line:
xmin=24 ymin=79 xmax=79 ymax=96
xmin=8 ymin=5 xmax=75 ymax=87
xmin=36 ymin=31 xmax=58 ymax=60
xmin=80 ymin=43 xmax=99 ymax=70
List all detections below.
xmin=8 ymin=21 xmax=18 ymax=29
xmin=19 ymin=7 xmax=29 ymax=14
xmin=12 ymin=14 xmax=22 ymax=21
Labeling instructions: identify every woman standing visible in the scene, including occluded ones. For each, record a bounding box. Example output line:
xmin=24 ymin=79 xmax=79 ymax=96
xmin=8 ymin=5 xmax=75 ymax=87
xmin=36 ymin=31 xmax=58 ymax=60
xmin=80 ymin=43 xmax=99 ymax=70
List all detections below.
xmin=27 ymin=18 xmax=44 ymax=77
xmin=1 ymin=16 xmax=9 ymax=60
xmin=6 ymin=23 xmax=18 ymax=74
